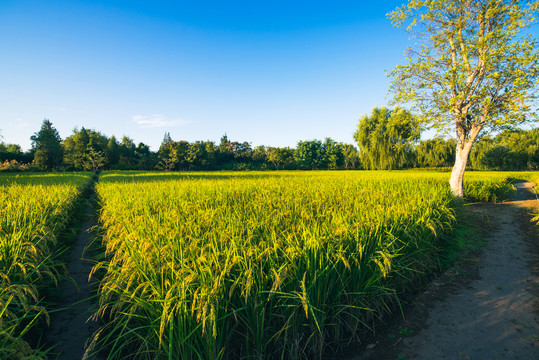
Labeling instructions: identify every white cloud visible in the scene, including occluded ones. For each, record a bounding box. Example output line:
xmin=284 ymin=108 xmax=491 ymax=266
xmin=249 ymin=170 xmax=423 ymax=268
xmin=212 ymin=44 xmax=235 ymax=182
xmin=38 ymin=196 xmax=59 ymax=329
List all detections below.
xmin=132 ymin=114 xmax=191 ymax=128
xmin=15 ymin=118 xmax=30 ymax=128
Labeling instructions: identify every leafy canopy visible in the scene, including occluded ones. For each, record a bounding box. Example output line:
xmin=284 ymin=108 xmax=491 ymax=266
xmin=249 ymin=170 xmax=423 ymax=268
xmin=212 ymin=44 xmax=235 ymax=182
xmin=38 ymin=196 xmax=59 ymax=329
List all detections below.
xmin=354 ymin=106 xmax=420 ymax=170
xmin=30 ymin=119 xmax=63 ymax=170
xmin=388 ymin=0 xmax=539 ymax=139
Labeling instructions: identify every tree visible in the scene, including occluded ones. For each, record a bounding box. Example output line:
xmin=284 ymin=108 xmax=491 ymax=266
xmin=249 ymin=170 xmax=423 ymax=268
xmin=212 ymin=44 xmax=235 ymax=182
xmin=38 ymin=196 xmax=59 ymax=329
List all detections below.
xmin=30 ymin=119 xmax=63 ymax=170
xmin=294 ymin=140 xmax=324 ymax=169
xmin=203 ymin=141 xmax=217 ymax=169
xmin=63 ymin=127 xmax=90 ymax=169
xmin=470 ymin=128 xmax=539 ymax=170
xmin=187 ymin=141 xmax=207 ymax=169
xmin=353 ymin=107 xmax=420 ymax=170
xmin=0 ymin=142 xmax=30 ymax=163
xmin=232 ymin=141 xmax=252 ymax=163
xmin=468 ymin=134 xmax=492 ymax=169
xmin=119 ymin=136 xmax=137 ymax=168
xmin=63 ymin=128 xmax=109 ymax=170
xmin=389 ymin=0 xmax=539 ymax=196
xmin=161 ymin=132 xmax=173 ymax=148
xmin=267 ymin=147 xmax=294 ymax=170
xmin=107 ymin=135 xmax=120 ymax=166
xmin=252 ymin=145 xmax=267 ymax=166
xmin=134 ymin=142 xmax=156 ymax=170
xmin=501 ymin=129 xmax=539 ymax=169
xmin=0 ymin=143 xmax=22 ymax=154
xmin=218 ymin=134 xmax=234 ymax=164
xmin=157 ymin=133 xmax=175 ymax=171
xmin=415 ymin=138 xmax=456 ymax=168
xmin=322 ymin=138 xmax=344 ymax=170
xmin=481 ymin=145 xmax=512 ymax=169
xmin=343 ymin=144 xmax=360 ymax=169
xmin=172 ymin=141 xmax=190 ymax=170
xmin=157 ymin=151 xmax=176 ymax=171
xmin=84 ymin=146 xmax=107 ymax=171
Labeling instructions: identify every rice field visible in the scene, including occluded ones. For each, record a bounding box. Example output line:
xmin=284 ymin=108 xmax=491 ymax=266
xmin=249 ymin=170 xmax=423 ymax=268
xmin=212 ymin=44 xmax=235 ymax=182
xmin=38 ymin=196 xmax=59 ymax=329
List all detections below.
xmin=1 ymin=170 xmax=533 ymax=359
xmin=91 ymin=170 xmax=525 ymax=359
xmin=0 ymin=173 xmax=93 ymax=358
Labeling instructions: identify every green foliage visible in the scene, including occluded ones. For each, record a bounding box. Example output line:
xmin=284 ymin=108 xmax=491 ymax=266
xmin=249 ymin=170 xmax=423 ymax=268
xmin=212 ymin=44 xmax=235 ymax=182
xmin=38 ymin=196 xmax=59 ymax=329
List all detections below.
xmin=118 ymin=136 xmax=137 ymax=167
xmin=157 ymin=132 xmax=176 ymax=171
xmin=218 ymin=134 xmax=234 ymax=164
xmin=323 ymin=137 xmax=345 ymax=169
xmin=63 ymin=127 xmax=110 ymax=170
xmin=84 ymin=147 xmax=107 ymax=171
xmin=266 ymin=146 xmax=295 ymax=170
xmin=415 ymin=138 xmax=456 ymax=168
xmin=482 ymin=146 xmax=512 ymax=169
xmin=106 ymin=135 xmax=120 ymax=165
xmin=470 ymin=128 xmax=539 ymax=170
xmin=0 ymin=160 xmax=34 ymax=172
xmin=294 ymin=139 xmax=346 ymax=170
xmin=30 ymin=119 xmax=63 ymax=171
xmin=294 ymin=140 xmax=324 ymax=169
xmin=469 ymin=135 xmax=495 ymax=169
xmin=388 ymin=0 xmax=539 ymax=195
xmin=389 ymin=0 xmax=539 ymax=132
xmin=354 ymin=106 xmax=420 ymax=170
xmin=0 ymin=143 xmax=32 ymax=165
xmin=157 ymin=135 xmax=345 ymax=171
xmin=343 ymin=144 xmax=360 ymax=170
xmin=0 ymin=143 xmax=22 ymax=154
xmin=63 ymin=127 xmax=90 ymax=169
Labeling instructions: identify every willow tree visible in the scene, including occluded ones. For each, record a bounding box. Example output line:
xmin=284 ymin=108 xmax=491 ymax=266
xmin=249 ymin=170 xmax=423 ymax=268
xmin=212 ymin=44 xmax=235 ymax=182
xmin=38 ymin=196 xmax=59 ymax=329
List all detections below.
xmin=354 ymin=106 xmax=420 ymax=170
xmin=389 ymin=0 xmax=539 ymax=197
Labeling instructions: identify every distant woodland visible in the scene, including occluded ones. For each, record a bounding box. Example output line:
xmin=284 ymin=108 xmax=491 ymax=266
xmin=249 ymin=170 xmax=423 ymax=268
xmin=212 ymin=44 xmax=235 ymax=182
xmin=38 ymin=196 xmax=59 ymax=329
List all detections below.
xmin=1 ymin=118 xmax=538 ymax=172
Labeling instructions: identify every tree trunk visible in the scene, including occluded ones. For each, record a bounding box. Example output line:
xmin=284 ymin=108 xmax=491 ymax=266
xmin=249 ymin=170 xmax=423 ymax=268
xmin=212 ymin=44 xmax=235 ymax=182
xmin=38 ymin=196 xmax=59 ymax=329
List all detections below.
xmin=449 ymin=143 xmax=470 ymax=197
xmin=449 ymin=126 xmax=483 ymax=197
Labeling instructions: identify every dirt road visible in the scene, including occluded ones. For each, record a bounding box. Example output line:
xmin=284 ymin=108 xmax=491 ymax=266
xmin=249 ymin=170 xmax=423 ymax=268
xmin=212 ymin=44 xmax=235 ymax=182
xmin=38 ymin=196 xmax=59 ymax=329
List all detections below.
xmin=356 ymin=182 xmax=539 ymax=360
xmin=46 ymin=194 xmax=98 ymax=360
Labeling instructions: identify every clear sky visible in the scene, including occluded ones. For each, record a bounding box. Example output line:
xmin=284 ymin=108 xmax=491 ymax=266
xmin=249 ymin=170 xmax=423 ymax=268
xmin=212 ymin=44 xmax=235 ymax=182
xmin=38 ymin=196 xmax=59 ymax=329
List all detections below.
xmin=0 ymin=0 xmax=409 ymax=151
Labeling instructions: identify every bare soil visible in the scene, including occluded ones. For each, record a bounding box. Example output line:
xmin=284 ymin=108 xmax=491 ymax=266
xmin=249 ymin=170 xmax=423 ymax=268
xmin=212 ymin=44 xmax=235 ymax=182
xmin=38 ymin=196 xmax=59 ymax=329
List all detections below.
xmin=46 ymin=194 xmax=99 ymax=359
xmin=353 ymin=182 xmax=539 ymax=360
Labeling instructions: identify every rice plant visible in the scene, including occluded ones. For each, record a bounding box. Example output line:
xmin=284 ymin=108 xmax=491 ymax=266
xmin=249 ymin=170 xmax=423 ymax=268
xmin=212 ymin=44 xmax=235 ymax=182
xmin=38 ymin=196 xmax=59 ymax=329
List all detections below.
xmin=91 ymin=171 xmax=462 ymax=359
xmin=0 ymin=172 xmax=93 ymax=357
xmin=90 ymin=170 xmax=539 ymax=359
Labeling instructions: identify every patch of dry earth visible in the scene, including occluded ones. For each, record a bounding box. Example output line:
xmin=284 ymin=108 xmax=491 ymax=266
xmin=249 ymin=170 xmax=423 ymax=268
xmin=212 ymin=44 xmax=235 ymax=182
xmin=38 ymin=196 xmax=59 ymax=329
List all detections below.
xmin=353 ymin=182 xmax=539 ymax=360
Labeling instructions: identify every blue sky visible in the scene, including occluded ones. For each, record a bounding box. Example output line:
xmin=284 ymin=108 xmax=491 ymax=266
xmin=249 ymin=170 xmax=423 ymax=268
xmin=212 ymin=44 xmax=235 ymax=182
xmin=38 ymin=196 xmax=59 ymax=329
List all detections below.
xmin=0 ymin=0 xmax=409 ymax=151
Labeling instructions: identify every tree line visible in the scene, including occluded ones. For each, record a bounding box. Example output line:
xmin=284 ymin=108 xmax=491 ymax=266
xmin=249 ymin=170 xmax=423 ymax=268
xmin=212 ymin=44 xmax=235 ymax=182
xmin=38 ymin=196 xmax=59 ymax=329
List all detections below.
xmin=353 ymin=106 xmax=539 ymax=171
xmin=1 ymin=117 xmax=538 ymax=172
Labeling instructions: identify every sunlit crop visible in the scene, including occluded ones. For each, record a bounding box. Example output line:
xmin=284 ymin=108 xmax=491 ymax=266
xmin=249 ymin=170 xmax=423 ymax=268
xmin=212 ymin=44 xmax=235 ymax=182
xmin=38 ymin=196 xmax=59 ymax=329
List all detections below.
xmin=1 ymin=169 xmax=528 ymax=359
xmin=91 ymin=171 xmax=464 ymax=359
xmin=0 ymin=173 xmax=92 ymax=358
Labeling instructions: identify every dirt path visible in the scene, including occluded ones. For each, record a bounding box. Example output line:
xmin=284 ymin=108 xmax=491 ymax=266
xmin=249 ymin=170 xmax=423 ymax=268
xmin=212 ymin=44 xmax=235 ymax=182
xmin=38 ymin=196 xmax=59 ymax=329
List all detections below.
xmin=355 ymin=182 xmax=539 ymax=360
xmin=47 ymin=192 xmax=98 ymax=359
